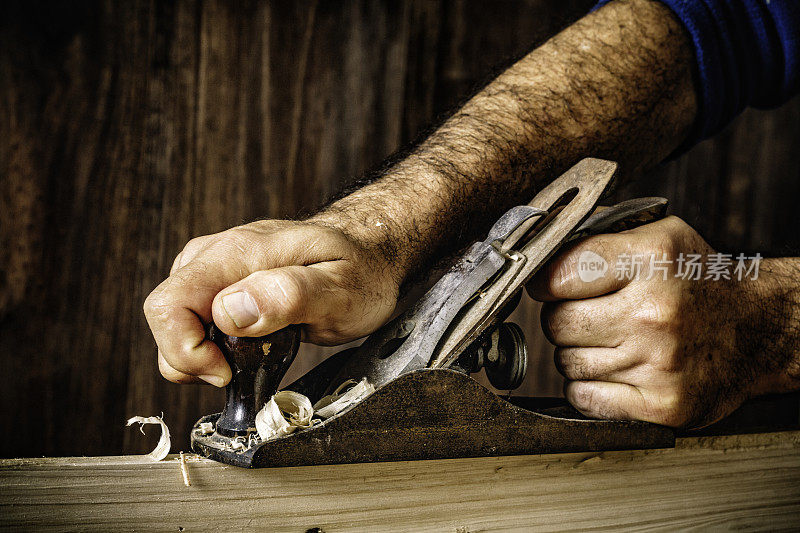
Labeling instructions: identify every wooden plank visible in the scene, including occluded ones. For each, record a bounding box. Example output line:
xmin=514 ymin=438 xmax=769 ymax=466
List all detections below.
xmin=1 ymin=432 xmax=799 ymax=531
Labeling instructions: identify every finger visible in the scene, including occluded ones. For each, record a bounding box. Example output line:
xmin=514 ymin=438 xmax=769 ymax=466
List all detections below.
xmin=527 ymin=234 xmax=635 ymax=301
xmin=211 ymin=264 xmax=352 ymax=340
xmin=158 ymin=349 xmax=203 ymax=384
xmin=144 ymin=265 xmax=236 ymax=387
xmin=540 ymin=296 xmax=625 ymax=347
xmin=565 ymin=380 xmax=651 ymax=422
xmin=170 ymin=235 xmax=214 ymax=275
xmin=554 ymin=347 xmax=641 ymax=381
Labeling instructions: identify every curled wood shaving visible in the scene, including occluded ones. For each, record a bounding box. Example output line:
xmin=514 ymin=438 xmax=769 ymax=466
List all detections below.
xmin=255 ymin=391 xmax=314 ymax=441
xmin=313 ymin=378 xmax=375 ymax=419
xmin=253 ymin=378 xmax=375 ymax=442
xmin=126 ymin=415 xmax=171 ymax=461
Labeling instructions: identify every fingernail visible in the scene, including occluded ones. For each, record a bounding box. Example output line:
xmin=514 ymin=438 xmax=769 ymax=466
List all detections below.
xmin=221 ymin=291 xmax=259 ymax=328
xmin=199 ymin=374 xmax=226 ymax=388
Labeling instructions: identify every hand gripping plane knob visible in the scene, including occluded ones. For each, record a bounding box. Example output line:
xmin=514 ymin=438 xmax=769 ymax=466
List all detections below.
xmin=207 ymin=323 xmax=301 ymax=437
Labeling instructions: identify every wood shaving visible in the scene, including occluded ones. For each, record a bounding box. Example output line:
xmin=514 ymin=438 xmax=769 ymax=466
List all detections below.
xmin=313 ymin=378 xmax=375 ymax=419
xmin=126 ymin=415 xmax=171 ymax=461
xmin=255 ymin=391 xmax=314 ymax=441
xmin=252 ymin=378 xmax=375 ymax=443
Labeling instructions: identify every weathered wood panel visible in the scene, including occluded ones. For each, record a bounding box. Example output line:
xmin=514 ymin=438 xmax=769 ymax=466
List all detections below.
xmin=0 ymin=0 xmax=593 ymax=457
xmin=1 ymin=432 xmax=799 ymax=531
xmin=2 ymin=0 xmax=799 ymax=460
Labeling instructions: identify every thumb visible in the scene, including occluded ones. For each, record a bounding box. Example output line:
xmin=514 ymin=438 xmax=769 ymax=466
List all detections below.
xmin=211 ymin=265 xmax=341 ymax=338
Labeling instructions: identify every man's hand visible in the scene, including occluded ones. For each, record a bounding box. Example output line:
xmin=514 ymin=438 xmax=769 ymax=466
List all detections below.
xmin=144 ymin=0 xmax=701 ymax=390
xmin=143 ymin=220 xmax=400 ymax=387
xmin=528 ymin=216 xmax=800 ymax=429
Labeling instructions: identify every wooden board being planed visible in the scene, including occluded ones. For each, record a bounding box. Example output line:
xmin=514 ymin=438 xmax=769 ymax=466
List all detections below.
xmin=1 ymin=432 xmax=799 ymax=532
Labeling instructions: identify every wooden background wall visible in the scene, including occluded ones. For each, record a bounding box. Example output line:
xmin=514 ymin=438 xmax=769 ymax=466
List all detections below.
xmin=2 ymin=0 xmax=799 ymax=458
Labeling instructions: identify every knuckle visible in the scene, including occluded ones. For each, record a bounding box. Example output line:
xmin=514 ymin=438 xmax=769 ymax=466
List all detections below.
xmin=553 ymin=348 xmax=569 ymax=374
xmin=636 ymin=299 xmax=665 ymax=325
xmin=171 ymin=264 xmax=203 ymax=285
xmin=169 ymin=342 xmax=199 ymax=373
xmin=648 ymin=344 xmax=682 ymax=374
xmin=631 ymin=297 xmax=678 ymax=329
xmin=226 ymin=228 xmax=254 ymax=247
xmin=182 ymin=235 xmax=210 ymax=256
xmin=569 ymin=305 xmax=593 ymax=335
xmin=143 ymin=291 xmax=168 ymax=319
xmin=555 ymin=348 xmax=589 ymax=379
xmin=196 ymin=229 xmax=251 ymax=260
xmin=543 ymin=302 xmax=593 ymax=344
xmin=184 ymin=236 xmax=203 ymax=250
xmin=662 ymin=215 xmax=690 ymax=236
xmin=143 ymin=294 xmax=155 ymax=316
xmin=582 ymin=236 xmax=618 ymax=270
xmin=654 ymin=233 xmax=679 ymax=259
xmin=540 ymin=304 xmax=563 ymax=342
xmin=659 ymin=298 xmax=680 ymax=325
xmin=648 ymin=217 xmax=690 ymax=259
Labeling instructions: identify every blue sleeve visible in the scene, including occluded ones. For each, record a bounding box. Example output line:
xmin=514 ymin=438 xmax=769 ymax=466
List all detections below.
xmin=594 ymin=0 xmax=800 ymax=152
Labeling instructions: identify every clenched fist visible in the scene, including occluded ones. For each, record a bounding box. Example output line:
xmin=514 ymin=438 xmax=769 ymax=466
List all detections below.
xmin=143 ymin=220 xmax=400 ymax=388
xmin=528 ymin=216 xmax=799 ymax=429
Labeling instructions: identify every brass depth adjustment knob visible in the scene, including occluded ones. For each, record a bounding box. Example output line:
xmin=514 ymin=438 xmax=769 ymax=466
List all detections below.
xmin=208 ymin=323 xmax=301 ymax=437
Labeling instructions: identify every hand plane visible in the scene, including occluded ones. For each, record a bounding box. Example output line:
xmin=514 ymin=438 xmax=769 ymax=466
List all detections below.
xmin=191 ymin=158 xmax=675 ymax=468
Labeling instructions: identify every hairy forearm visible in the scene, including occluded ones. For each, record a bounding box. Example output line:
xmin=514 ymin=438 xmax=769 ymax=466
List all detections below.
xmin=748 ymin=258 xmax=800 ymax=396
xmin=312 ymin=0 xmax=697 ymax=286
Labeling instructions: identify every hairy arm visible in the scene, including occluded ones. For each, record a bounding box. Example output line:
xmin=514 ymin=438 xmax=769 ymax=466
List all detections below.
xmin=312 ymin=0 xmax=697 ymax=287
xmin=146 ymin=0 xmax=701 ymax=388
xmin=749 ymin=259 xmax=800 ymax=397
